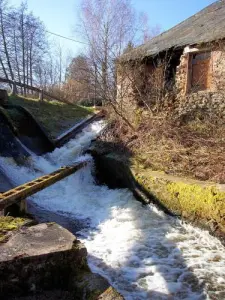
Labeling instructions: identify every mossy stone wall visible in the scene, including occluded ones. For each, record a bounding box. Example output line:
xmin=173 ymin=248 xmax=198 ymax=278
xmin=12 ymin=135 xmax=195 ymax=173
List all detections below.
xmin=133 ymin=168 xmax=225 ymax=236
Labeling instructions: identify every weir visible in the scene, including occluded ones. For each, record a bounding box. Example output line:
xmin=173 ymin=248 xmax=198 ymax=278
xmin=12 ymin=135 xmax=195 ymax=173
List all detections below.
xmin=0 ymin=103 xmax=104 ymax=160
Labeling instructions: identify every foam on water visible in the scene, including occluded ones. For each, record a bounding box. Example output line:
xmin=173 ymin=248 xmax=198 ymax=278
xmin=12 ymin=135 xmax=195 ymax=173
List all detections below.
xmin=1 ymin=120 xmax=225 ymax=299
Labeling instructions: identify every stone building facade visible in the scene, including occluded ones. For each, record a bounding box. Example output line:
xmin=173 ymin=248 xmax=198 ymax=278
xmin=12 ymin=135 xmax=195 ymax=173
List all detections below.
xmin=117 ymin=59 xmax=168 ymax=118
xmin=118 ymin=1 xmax=225 ymax=121
xmin=117 ymin=41 xmax=225 ymax=121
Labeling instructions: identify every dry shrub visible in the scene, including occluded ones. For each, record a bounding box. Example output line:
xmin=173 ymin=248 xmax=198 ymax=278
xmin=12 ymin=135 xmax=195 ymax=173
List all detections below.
xmin=101 ymin=111 xmax=225 ymax=184
xmin=97 ymin=116 xmax=136 ymax=156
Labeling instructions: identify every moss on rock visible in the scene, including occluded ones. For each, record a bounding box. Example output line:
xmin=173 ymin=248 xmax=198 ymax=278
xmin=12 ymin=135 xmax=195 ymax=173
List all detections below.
xmin=0 ymin=216 xmax=26 ymax=243
xmin=133 ymin=167 xmax=225 ymax=235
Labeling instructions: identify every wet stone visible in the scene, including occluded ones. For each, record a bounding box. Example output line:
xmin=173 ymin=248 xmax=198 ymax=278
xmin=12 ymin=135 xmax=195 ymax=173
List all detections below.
xmin=0 ymin=222 xmax=87 ymax=298
xmin=0 ymin=223 xmax=76 ymax=261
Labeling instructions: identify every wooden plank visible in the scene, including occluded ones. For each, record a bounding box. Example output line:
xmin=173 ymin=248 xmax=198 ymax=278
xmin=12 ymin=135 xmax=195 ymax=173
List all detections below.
xmin=191 ymin=59 xmax=211 ymax=90
xmin=191 ymin=52 xmax=211 ymax=91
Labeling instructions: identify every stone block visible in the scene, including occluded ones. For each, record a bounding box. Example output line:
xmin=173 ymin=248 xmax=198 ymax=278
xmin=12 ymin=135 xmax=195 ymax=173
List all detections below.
xmin=0 ymin=223 xmax=87 ymax=297
xmin=0 ymin=222 xmax=123 ymax=299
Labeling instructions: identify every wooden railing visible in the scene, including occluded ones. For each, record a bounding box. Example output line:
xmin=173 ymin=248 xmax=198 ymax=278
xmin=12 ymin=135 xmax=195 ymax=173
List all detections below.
xmin=0 ymin=77 xmax=71 ymax=104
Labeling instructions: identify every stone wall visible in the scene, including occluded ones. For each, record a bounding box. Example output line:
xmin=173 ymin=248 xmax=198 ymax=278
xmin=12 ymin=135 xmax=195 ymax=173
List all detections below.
xmin=116 ymin=62 xmax=138 ymax=124
xmin=117 ymin=60 xmax=166 ymax=124
xmin=175 ymin=52 xmax=189 ymax=97
xmin=176 ymin=91 xmax=225 ymax=120
xmin=211 ymin=44 xmax=225 ymax=91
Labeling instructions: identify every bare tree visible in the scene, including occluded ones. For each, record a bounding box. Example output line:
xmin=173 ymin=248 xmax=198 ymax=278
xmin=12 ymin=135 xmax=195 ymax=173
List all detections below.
xmin=0 ymin=0 xmax=48 ymax=94
xmin=0 ymin=0 xmax=14 ymax=85
xmin=76 ymin=0 xmax=154 ymax=127
xmin=63 ymin=54 xmax=94 ymax=103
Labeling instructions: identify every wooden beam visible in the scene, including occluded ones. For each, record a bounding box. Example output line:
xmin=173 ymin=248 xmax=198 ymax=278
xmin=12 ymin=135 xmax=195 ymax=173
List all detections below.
xmin=0 ymin=161 xmax=88 ymax=210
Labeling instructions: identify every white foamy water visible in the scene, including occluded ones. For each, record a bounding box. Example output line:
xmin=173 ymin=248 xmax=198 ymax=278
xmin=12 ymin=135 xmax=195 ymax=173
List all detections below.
xmin=1 ymin=121 xmax=225 ymax=299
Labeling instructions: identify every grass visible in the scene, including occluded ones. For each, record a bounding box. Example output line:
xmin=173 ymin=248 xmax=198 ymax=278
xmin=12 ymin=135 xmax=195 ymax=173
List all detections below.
xmin=8 ymin=95 xmax=94 ymax=138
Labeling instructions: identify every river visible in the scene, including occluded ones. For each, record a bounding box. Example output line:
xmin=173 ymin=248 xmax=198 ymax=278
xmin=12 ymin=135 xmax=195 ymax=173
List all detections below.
xmin=0 ymin=120 xmax=225 ymax=300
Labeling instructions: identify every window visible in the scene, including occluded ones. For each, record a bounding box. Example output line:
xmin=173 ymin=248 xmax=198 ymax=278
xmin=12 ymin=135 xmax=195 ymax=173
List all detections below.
xmin=190 ymin=51 xmax=211 ymax=91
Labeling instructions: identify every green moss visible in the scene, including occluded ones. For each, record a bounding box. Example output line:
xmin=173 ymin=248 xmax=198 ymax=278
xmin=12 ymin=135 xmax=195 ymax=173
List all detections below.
xmin=0 ymin=216 xmax=26 ymax=243
xmin=133 ymin=169 xmax=225 ymax=232
xmin=166 ymin=182 xmax=225 ymax=226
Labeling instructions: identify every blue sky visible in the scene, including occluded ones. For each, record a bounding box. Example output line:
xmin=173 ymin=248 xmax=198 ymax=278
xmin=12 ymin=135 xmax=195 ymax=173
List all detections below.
xmin=9 ymin=0 xmax=216 ymax=54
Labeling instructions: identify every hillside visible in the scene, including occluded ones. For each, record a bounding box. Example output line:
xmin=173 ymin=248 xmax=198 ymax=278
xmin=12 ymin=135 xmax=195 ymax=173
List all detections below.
xmin=8 ymin=95 xmax=94 ymax=138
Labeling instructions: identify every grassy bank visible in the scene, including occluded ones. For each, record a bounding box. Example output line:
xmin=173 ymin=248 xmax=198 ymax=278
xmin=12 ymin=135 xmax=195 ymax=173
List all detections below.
xmin=8 ymin=95 xmax=94 ymax=138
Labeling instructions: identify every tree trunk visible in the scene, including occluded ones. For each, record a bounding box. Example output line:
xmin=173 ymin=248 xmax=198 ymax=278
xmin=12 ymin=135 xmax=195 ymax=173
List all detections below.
xmin=0 ymin=55 xmax=11 ymax=88
xmin=13 ymin=28 xmax=21 ymax=84
xmin=0 ymin=11 xmax=15 ymax=82
xmin=21 ymin=12 xmax=26 ymax=96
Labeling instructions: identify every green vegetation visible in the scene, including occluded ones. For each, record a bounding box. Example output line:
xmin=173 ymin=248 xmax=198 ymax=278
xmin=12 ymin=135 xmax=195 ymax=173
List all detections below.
xmin=0 ymin=216 xmax=26 ymax=243
xmin=133 ymin=167 xmax=225 ymax=234
xmin=8 ymin=95 xmax=94 ymax=138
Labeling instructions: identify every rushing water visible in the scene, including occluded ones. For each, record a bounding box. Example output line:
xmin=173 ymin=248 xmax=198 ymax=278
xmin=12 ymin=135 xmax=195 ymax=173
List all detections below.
xmin=1 ymin=121 xmax=225 ymax=300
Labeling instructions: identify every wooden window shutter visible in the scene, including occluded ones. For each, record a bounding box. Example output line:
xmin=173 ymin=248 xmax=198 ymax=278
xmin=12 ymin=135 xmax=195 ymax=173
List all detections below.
xmin=191 ymin=52 xmax=211 ymax=91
